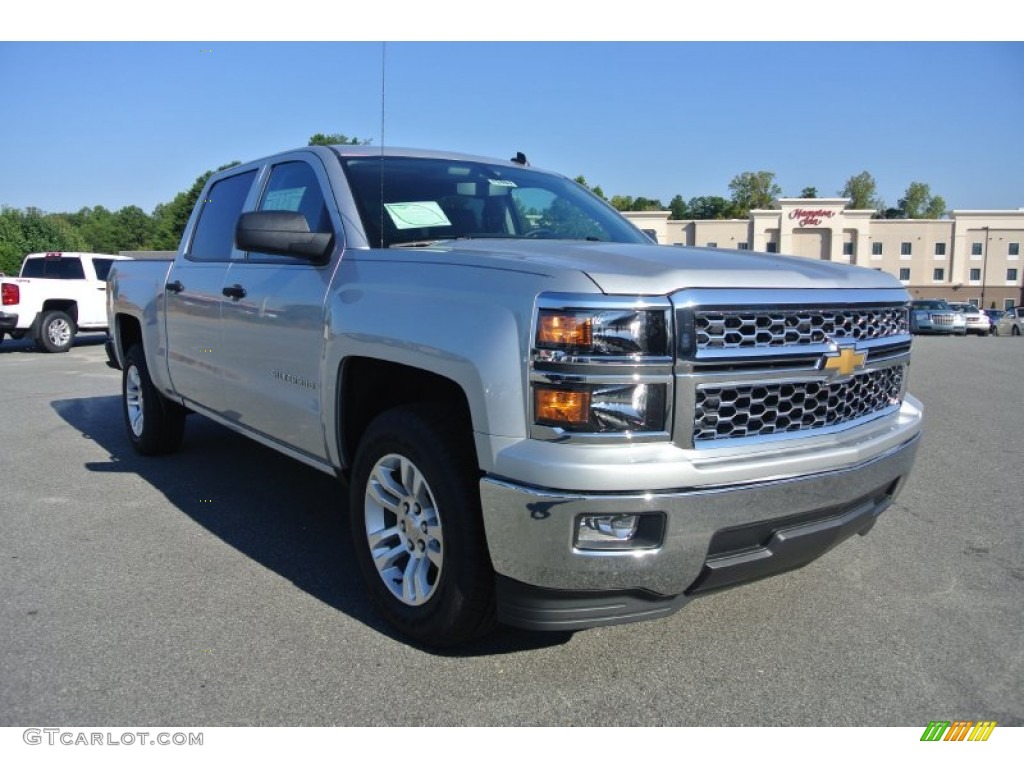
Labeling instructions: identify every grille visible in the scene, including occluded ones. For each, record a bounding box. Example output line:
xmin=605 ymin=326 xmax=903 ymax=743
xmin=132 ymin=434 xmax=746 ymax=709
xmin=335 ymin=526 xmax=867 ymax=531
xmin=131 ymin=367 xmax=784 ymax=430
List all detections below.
xmin=694 ymin=307 xmax=908 ymax=350
xmin=928 ymin=313 xmax=955 ymax=326
xmin=693 ymin=366 xmax=905 ymax=442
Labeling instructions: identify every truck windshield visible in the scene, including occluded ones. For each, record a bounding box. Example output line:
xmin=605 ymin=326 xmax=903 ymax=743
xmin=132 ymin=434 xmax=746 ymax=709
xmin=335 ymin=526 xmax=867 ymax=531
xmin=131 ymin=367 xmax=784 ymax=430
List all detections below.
xmin=340 ymin=156 xmax=649 ymax=249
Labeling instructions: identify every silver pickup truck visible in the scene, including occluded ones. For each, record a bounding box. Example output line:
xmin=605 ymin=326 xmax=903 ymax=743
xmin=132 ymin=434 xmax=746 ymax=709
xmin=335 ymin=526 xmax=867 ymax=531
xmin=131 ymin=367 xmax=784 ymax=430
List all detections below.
xmin=106 ymin=146 xmax=923 ymax=646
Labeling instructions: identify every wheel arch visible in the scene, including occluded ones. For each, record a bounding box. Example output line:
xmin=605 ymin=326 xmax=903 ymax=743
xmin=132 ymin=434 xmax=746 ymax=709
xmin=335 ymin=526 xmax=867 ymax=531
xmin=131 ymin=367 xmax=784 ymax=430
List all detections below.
xmin=114 ymin=313 xmax=143 ymax=363
xmin=40 ymin=299 xmax=79 ymax=325
xmin=336 ymin=357 xmax=476 ymax=478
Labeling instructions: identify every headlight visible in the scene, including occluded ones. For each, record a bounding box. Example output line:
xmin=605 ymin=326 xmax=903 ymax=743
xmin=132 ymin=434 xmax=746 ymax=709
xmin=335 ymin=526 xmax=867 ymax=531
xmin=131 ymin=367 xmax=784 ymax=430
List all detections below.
xmin=534 ymin=382 xmax=668 ymax=433
xmin=536 ymin=308 xmax=669 ymax=360
xmin=531 ymin=296 xmax=673 ymax=439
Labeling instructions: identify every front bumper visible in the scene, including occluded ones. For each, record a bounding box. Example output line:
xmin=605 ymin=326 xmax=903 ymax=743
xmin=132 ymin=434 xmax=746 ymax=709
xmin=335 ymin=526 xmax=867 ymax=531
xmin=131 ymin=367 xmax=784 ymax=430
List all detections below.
xmin=480 ymin=430 xmax=920 ymax=631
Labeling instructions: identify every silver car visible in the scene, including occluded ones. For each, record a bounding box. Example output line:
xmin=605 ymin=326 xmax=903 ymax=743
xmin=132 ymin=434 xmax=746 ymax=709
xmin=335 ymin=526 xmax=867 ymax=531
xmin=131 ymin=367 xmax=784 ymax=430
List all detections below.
xmin=995 ymin=306 xmax=1023 ymax=336
xmin=948 ymin=302 xmax=992 ymax=336
xmin=910 ymin=299 xmax=967 ymax=335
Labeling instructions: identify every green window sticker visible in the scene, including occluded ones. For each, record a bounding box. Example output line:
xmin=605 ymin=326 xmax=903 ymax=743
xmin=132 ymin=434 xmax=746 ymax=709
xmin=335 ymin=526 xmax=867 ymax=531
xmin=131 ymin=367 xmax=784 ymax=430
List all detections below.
xmin=384 ymin=202 xmax=452 ymax=230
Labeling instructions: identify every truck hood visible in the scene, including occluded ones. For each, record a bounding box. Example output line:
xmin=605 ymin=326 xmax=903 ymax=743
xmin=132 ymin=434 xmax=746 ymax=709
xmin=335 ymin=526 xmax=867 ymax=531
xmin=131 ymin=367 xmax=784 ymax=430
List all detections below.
xmin=401 ymin=240 xmax=904 ymax=294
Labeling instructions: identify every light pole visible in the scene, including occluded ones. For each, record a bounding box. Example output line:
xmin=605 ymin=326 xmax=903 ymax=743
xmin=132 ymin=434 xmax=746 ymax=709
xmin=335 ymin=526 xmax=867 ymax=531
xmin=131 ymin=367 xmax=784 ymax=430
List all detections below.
xmin=980 ymin=226 xmax=989 ymax=309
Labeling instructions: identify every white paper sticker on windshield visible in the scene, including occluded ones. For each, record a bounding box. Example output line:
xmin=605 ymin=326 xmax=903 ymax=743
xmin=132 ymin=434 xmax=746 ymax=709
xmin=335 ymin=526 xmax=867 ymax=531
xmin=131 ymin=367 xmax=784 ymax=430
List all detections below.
xmin=384 ymin=201 xmax=451 ymax=230
xmin=488 ymin=179 xmax=517 ymax=188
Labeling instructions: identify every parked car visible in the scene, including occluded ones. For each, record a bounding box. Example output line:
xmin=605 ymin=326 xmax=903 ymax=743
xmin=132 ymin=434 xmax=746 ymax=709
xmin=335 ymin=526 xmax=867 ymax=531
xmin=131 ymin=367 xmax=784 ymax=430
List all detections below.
xmin=910 ymin=299 xmax=967 ymax=335
xmin=995 ymin=306 xmax=1023 ymax=336
xmin=947 ymin=302 xmax=991 ymax=336
xmin=0 ymin=252 xmax=129 ymax=352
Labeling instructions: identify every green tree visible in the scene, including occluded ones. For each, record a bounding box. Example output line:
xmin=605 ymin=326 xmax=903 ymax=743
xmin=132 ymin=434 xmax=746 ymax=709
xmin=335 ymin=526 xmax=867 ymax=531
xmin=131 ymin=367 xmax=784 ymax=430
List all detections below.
xmin=800 ymin=186 xmax=818 ymax=198
xmin=898 ymin=182 xmax=947 ymax=219
xmin=114 ymin=205 xmax=157 ymax=251
xmin=728 ymin=171 xmax=781 ymax=216
xmin=0 ymin=206 xmax=88 ymax=276
xmin=630 ymin=196 xmax=664 ymax=211
xmin=687 ymin=196 xmax=735 ymax=220
xmin=668 ymin=194 xmax=689 ymax=220
xmin=307 ymin=133 xmax=371 ymax=146
xmin=573 ymin=175 xmax=607 ymax=200
xmin=150 ymin=162 xmax=240 ymax=250
xmin=68 ymin=205 xmax=121 ymax=253
xmin=609 ymin=195 xmax=634 ymax=211
xmin=840 ymin=171 xmax=882 ymax=211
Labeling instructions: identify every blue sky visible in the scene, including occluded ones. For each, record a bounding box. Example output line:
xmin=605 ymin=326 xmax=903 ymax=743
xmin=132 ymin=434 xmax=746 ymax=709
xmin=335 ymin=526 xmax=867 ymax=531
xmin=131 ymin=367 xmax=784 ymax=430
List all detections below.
xmin=1 ymin=41 xmax=1022 ymax=215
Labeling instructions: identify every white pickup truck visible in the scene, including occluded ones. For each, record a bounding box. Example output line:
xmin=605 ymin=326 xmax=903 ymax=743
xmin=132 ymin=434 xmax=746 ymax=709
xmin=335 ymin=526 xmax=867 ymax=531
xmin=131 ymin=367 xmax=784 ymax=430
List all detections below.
xmin=106 ymin=146 xmax=923 ymax=646
xmin=0 ymin=251 xmax=128 ymax=352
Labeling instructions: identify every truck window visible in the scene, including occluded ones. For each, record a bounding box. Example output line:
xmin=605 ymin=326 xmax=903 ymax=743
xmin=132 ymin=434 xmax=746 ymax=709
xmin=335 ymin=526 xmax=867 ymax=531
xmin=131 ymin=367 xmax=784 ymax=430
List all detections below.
xmin=187 ymin=170 xmax=258 ymax=262
xmin=247 ymin=161 xmax=332 ymax=263
xmin=93 ymin=258 xmax=115 ymax=281
xmin=19 ymin=256 xmax=85 ymax=279
xmin=19 ymin=258 xmax=45 ymax=278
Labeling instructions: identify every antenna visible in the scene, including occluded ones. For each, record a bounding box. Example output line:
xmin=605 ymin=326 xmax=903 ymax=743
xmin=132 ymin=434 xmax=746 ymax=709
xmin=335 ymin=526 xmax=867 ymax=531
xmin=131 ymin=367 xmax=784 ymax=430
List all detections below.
xmin=379 ymin=41 xmax=386 ymax=249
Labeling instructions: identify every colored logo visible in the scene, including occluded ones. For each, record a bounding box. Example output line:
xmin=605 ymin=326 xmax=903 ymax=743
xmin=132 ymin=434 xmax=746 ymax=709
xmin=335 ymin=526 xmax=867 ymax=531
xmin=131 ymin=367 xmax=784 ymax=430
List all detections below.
xmin=920 ymin=721 xmax=997 ymax=742
xmin=821 ymin=346 xmax=866 ymax=378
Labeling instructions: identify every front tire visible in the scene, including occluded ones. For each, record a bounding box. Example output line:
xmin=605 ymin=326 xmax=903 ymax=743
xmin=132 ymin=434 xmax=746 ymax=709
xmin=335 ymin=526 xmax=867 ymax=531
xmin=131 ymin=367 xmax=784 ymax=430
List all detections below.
xmin=1013 ymin=325 xmax=1021 ymax=337
xmin=36 ymin=310 xmax=76 ymax=353
xmin=122 ymin=344 xmax=186 ymax=455
xmin=349 ymin=404 xmax=495 ymax=646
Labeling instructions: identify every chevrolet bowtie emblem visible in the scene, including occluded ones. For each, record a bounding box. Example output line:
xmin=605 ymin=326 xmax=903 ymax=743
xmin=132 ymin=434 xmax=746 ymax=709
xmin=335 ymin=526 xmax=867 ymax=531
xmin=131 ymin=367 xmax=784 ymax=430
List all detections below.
xmin=822 ymin=347 xmax=866 ymax=377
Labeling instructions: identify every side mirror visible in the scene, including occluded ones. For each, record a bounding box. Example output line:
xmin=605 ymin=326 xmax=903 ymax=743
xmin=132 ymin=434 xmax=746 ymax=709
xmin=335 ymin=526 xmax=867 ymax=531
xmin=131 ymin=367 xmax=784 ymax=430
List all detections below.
xmin=235 ymin=211 xmax=333 ymax=262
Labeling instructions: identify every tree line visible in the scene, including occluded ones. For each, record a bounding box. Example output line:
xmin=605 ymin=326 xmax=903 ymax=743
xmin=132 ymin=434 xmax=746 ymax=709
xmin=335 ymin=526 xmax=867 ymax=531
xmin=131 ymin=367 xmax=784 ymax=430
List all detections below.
xmin=578 ymin=170 xmax=947 ymax=222
xmin=0 ymin=131 xmax=944 ymax=276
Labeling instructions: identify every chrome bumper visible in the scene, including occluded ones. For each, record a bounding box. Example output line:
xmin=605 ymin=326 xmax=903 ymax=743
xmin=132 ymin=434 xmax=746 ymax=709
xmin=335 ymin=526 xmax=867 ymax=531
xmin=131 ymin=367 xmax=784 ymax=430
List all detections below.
xmin=479 ymin=431 xmax=920 ymax=599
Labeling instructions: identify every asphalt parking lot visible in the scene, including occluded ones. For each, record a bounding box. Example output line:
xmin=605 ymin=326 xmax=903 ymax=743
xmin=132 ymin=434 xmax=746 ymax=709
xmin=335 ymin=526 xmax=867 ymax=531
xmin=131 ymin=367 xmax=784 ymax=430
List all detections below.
xmin=1 ymin=332 xmax=1021 ymax=726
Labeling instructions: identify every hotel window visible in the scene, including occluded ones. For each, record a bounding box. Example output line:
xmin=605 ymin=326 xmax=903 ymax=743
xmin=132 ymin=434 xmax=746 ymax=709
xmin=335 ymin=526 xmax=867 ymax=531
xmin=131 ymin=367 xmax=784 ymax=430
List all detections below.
xmin=871 ymin=242 xmax=883 ymax=256
xmin=1010 ymin=242 xmax=1020 ymax=258
xmin=933 ymin=268 xmax=944 ymax=281
xmin=971 ymin=242 xmax=983 ymax=256
xmin=1006 ymin=299 xmax=1016 ymax=310
xmin=766 ymin=242 xmax=778 ymax=253
xmin=1009 ymin=268 xmax=1019 ymax=281
xmin=900 ymin=242 xmax=912 ymax=256
xmin=842 ymin=242 xmax=854 ymax=256
xmin=706 ymin=242 xmax=717 ymax=248
xmin=898 ymin=268 xmax=911 ymax=281
xmin=934 ymin=242 xmax=946 ymax=256
xmin=970 ymin=268 xmax=981 ymax=281
xmin=737 ymin=242 xmax=749 ymax=250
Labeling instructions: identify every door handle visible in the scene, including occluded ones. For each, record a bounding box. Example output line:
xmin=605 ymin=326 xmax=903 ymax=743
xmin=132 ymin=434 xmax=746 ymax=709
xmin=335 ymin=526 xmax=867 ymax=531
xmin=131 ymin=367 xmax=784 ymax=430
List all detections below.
xmin=165 ymin=280 xmax=184 ymax=294
xmin=222 ymin=284 xmax=247 ymax=300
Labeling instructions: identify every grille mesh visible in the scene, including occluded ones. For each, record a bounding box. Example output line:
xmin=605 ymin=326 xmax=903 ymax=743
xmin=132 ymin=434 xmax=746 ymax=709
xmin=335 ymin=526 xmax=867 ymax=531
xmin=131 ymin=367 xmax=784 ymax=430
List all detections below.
xmin=693 ymin=366 xmax=905 ymax=441
xmin=695 ymin=307 xmax=908 ymax=349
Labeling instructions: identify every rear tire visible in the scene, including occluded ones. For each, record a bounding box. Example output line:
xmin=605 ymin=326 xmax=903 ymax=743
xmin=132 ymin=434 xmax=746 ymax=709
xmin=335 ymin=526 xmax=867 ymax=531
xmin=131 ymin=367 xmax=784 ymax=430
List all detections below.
xmin=36 ymin=310 xmax=76 ymax=353
xmin=1013 ymin=325 xmax=1021 ymax=337
xmin=122 ymin=344 xmax=186 ymax=455
xmin=349 ymin=404 xmax=496 ymax=646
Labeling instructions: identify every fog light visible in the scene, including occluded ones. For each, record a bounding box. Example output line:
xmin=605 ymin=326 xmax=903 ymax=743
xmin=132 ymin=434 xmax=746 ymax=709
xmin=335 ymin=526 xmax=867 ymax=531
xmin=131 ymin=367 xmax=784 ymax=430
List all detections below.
xmin=576 ymin=514 xmax=641 ymax=551
xmin=575 ymin=513 xmax=666 ymax=551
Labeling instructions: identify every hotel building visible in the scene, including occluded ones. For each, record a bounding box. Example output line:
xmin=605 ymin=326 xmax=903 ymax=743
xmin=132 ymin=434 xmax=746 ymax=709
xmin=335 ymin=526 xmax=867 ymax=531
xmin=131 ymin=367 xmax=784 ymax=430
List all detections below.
xmin=624 ymin=200 xmax=1024 ymax=309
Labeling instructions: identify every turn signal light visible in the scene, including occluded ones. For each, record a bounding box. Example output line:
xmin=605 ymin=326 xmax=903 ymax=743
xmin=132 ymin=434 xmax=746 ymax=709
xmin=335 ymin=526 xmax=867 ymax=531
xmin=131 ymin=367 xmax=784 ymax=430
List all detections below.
xmin=537 ymin=313 xmax=592 ymax=348
xmin=534 ymin=387 xmax=591 ymax=427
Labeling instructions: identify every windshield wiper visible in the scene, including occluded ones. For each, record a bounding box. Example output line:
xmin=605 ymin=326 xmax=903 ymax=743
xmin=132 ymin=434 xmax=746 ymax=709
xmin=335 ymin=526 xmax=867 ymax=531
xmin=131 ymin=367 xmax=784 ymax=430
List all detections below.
xmin=390 ymin=240 xmax=445 ymax=248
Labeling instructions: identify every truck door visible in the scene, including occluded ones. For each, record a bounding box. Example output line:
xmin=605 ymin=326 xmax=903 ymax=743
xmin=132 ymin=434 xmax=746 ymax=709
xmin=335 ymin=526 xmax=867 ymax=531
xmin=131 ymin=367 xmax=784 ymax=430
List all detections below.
xmin=218 ymin=156 xmax=339 ymax=460
xmin=164 ymin=168 xmax=258 ymax=415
